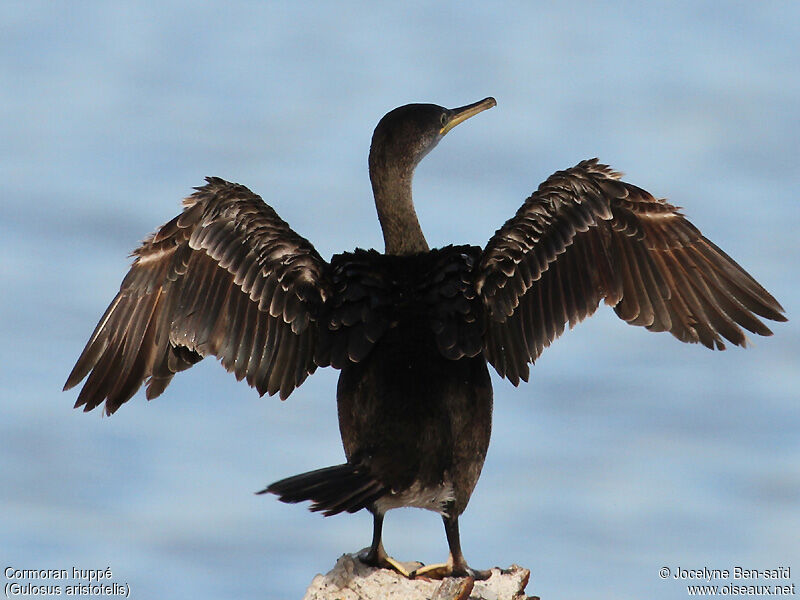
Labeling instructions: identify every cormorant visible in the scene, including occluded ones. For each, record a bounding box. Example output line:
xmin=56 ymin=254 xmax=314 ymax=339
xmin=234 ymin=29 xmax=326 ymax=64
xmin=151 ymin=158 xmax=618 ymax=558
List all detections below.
xmin=64 ymin=97 xmax=786 ymax=579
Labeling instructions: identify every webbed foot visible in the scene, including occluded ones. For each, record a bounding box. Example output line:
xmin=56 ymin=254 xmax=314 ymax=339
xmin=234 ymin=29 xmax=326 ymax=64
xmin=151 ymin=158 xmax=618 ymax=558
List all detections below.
xmin=358 ymin=545 xmax=419 ymax=578
xmin=410 ymin=554 xmax=491 ymax=580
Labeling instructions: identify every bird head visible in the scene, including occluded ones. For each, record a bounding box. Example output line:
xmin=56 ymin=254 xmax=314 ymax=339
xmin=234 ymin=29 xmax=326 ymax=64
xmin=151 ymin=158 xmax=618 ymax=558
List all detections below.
xmin=369 ymin=97 xmax=496 ymax=179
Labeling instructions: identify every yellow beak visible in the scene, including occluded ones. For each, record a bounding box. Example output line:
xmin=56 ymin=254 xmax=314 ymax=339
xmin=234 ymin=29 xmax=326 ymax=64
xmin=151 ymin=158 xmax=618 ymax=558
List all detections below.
xmin=440 ymin=97 xmax=497 ymax=135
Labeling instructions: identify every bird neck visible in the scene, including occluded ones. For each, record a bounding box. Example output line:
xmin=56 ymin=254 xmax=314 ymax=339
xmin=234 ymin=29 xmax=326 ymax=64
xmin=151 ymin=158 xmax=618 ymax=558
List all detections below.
xmin=370 ymin=164 xmax=429 ymax=256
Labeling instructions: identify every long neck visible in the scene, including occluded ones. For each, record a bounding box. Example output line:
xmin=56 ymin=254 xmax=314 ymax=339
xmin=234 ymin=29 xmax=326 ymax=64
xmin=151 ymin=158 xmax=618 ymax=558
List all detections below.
xmin=370 ymin=159 xmax=429 ymax=256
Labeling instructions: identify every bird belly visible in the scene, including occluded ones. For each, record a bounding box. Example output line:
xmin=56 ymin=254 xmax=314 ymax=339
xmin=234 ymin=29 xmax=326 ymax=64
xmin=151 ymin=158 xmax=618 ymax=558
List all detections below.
xmin=374 ymin=479 xmax=456 ymax=516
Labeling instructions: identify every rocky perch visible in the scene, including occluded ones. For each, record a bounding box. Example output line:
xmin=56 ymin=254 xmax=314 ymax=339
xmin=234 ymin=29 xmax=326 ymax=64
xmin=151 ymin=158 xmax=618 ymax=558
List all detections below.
xmin=302 ymin=553 xmax=539 ymax=600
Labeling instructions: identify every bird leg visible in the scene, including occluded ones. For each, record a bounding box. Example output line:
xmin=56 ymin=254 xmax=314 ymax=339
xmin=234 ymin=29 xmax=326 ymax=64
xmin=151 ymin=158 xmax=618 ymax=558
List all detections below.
xmin=411 ymin=513 xmax=491 ymax=580
xmin=358 ymin=512 xmax=413 ymax=578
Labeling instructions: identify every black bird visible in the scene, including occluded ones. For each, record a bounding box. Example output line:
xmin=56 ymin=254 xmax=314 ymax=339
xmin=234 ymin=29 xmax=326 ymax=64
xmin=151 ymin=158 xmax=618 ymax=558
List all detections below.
xmin=64 ymin=98 xmax=786 ymax=579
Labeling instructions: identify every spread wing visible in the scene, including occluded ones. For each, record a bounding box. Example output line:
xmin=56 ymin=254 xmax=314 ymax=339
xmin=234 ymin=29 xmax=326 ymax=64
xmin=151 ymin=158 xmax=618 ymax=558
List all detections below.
xmin=64 ymin=177 xmax=331 ymax=414
xmin=477 ymin=159 xmax=787 ymax=385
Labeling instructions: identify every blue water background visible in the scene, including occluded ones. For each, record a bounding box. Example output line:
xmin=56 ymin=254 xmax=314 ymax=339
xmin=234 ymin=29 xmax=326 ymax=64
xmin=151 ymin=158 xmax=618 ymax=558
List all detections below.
xmin=1 ymin=3 xmax=798 ymax=599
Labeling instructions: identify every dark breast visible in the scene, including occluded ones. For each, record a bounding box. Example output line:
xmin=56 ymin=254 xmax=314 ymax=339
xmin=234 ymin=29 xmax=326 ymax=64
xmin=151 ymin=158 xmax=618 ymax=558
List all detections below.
xmin=317 ymin=246 xmax=493 ymax=512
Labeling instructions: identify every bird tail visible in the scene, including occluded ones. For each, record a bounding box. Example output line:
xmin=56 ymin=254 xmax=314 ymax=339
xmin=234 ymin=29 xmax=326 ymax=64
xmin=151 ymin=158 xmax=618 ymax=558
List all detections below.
xmin=259 ymin=463 xmax=388 ymax=517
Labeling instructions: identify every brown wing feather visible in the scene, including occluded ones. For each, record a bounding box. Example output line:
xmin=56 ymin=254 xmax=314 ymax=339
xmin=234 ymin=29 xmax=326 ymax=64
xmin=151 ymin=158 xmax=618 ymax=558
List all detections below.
xmin=478 ymin=159 xmax=786 ymax=384
xmin=64 ymin=177 xmax=330 ymax=414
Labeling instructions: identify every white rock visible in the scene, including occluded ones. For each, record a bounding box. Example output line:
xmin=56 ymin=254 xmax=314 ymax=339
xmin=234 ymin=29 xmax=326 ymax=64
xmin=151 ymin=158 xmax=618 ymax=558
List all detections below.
xmin=302 ymin=552 xmax=538 ymax=600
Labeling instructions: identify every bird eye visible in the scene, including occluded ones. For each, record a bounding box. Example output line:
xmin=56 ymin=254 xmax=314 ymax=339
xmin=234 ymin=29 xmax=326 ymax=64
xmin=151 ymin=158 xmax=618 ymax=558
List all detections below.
xmin=440 ymin=113 xmax=448 ymax=127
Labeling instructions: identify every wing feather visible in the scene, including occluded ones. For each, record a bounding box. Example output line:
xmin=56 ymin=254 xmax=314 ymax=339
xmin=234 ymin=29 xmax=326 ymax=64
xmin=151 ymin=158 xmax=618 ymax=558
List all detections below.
xmin=478 ymin=159 xmax=786 ymax=381
xmin=65 ymin=178 xmax=330 ymax=414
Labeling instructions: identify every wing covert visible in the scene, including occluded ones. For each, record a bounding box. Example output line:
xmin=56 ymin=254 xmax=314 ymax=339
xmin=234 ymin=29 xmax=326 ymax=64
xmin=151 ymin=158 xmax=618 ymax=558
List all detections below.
xmin=316 ymin=246 xmax=483 ymax=369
